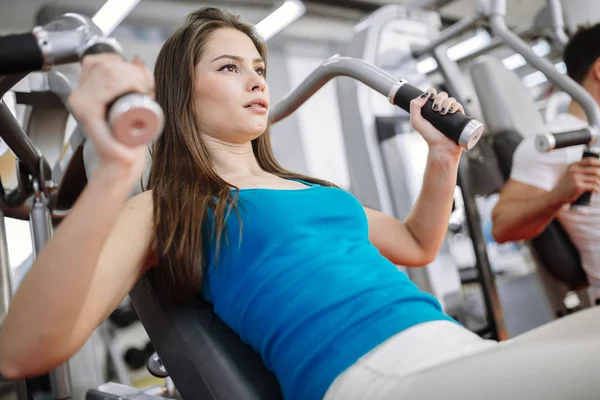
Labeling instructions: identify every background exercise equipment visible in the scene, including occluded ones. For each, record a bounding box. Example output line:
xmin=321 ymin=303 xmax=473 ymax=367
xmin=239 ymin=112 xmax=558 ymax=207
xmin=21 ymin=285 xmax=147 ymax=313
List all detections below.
xmin=336 ymin=3 xmax=507 ymax=340
xmin=0 ymin=4 xmax=164 ymax=399
xmin=1 ymin=0 xmax=599 ymax=398
xmin=0 ymin=13 xmax=164 ymax=147
xmin=270 ymin=56 xmax=485 ymax=151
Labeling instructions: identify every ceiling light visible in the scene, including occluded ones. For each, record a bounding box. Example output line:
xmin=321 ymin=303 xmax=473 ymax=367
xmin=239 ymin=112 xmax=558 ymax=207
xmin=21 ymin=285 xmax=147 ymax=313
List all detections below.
xmin=255 ymin=0 xmax=306 ymax=41
xmin=92 ymin=0 xmax=141 ymax=35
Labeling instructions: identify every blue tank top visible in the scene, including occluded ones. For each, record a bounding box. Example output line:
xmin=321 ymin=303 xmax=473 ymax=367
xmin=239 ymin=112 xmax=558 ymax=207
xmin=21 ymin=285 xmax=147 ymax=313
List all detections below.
xmin=201 ymin=180 xmax=454 ymax=400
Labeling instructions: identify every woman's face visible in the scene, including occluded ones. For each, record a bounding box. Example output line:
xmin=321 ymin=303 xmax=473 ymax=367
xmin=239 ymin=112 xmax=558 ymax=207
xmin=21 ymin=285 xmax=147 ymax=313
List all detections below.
xmin=193 ymin=28 xmax=270 ymax=143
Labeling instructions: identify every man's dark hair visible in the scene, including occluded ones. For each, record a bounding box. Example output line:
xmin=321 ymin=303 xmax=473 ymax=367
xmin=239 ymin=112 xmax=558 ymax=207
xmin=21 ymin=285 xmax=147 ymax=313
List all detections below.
xmin=564 ymin=23 xmax=600 ymax=83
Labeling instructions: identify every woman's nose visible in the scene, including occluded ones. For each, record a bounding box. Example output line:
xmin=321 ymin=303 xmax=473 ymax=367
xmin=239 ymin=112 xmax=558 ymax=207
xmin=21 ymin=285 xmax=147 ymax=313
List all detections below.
xmin=248 ymin=73 xmax=266 ymax=92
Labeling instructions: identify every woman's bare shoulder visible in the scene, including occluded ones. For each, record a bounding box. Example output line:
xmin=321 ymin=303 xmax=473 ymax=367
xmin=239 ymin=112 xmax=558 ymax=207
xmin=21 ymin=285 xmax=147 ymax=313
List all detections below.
xmin=125 ymin=189 xmax=153 ymax=210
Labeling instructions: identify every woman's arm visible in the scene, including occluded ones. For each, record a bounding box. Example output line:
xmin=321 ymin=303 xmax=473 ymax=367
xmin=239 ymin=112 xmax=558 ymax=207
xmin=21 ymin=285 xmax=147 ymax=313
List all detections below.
xmin=0 ymin=170 xmax=155 ymax=379
xmin=366 ymin=89 xmax=463 ymax=266
xmin=0 ymin=54 xmax=156 ymax=379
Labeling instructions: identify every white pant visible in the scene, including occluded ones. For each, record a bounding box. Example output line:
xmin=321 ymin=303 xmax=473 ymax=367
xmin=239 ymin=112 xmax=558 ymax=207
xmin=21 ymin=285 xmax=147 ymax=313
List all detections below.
xmin=323 ymin=306 xmax=600 ymax=400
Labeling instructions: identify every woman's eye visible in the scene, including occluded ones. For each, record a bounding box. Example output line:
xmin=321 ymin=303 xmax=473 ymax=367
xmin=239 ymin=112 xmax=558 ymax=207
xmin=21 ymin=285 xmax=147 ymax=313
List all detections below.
xmin=255 ymin=67 xmax=265 ymax=76
xmin=220 ymin=64 xmax=238 ymax=73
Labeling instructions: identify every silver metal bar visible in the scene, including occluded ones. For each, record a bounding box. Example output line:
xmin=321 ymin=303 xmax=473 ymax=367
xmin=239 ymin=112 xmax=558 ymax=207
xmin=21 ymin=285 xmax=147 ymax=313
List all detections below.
xmin=0 ymin=208 xmax=13 ymax=328
xmin=30 ymin=199 xmax=53 ymax=256
xmin=489 ymin=14 xmax=600 ymax=136
xmin=412 ymin=14 xmax=482 ymax=59
xmin=410 ymin=0 xmax=458 ymax=9
xmin=0 ymin=101 xmax=42 ymax=177
xmin=487 ymin=0 xmax=507 ymax=17
xmin=432 ymin=44 xmax=485 ymax=122
xmin=30 ymin=196 xmax=72 ymax=399
xmin=0 ymin=74 xmax=27 ymax=99
xmin=547 ymin=0 xmax=569 ymax=49
xmin=270 ymin=56 xmax=397 ymax=123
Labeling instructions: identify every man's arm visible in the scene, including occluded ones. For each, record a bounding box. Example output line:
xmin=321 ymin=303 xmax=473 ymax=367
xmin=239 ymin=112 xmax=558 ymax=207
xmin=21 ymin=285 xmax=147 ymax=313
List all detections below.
xmin=491 ymin=180 xmax=563 ymax=243
xmin=492 ymin=157 xmax=600 ymax=243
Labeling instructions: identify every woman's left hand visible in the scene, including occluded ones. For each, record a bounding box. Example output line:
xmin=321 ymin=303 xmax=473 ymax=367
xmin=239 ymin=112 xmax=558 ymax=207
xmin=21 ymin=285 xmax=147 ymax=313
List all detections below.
xmin=410 ymin=88 xmax=465 ymax=159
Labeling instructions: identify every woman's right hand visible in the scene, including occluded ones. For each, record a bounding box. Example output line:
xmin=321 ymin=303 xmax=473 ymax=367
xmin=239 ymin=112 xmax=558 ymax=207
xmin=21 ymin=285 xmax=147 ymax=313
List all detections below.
xmin=68 ymin=54 xmax=154 ymax=176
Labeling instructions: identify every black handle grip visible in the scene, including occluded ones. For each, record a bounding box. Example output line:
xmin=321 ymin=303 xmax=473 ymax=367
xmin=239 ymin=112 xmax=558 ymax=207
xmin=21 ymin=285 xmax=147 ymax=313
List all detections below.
xmin=572 ymin=151 xmax=599 ymax=211
xmin=81 ymin=41 xmax=120 ymax=57
xmin=0 ymin=33 xmax=44 ymax=74
xmin=393 ymin=83 xmax=484 ymax=150
xmin=551 ymin=130 xmax=593 ymax=150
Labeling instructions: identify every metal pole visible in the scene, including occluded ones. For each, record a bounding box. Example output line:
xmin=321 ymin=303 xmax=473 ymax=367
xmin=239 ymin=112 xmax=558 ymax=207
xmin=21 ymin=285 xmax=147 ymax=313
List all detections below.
xmin=488 ymin=13 xmax=600 ymax=135
xmin=457 ymin=157 xmax=509 ymax=341
xmin=29 ymin=190 xmax=72 ymax=400
xmin=0 ymin=209 xmax=11 ymax=328
xmin=270 ymin=56 xmax=397 ymax=123
xmin=0 ymin=101 xmax=45 ymax=178
xmin=0 ymin=74 xmax=27 ymax=99
xmin=547 ymin=0 xmax=569 ymax=50
xmin=432 ymin=44 xmax=485 ymax=122
xmin=0 ymin=198 xmax=29 ymax=399
xmin=432 ymin=39 xmax=507 ymax=340
xmin=412 ymin=14 xmax=482 ymax=59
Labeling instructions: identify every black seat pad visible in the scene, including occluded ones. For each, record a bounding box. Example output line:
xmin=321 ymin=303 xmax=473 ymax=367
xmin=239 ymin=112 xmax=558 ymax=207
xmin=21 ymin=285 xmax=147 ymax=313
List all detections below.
xmin=129 ymin=269 xmax=284 ymax=400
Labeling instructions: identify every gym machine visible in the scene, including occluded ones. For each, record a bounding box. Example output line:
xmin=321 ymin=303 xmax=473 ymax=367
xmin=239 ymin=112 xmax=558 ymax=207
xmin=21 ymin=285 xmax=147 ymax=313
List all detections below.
xmin=479 ymin=0 xmax=599 ymax=311
xmin=335 ymin=3 xmax=507 ymax=340
xmin=414 ymin=0 xmax=599 ymax=209
xmin=334 ymin=0 xmax=599 ymax=340
xmin=423 ymin=0 xmax=599 ymax=320
xmin=0 ymin=11 xmax=164 ymax=400
xmin=0 ymin=9 xmax=485 ymax=398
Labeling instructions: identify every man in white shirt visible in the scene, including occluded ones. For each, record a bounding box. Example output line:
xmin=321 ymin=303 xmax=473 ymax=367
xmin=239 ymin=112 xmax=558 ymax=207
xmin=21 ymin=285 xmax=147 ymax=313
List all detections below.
xmin=492 ymin=24 xmax=600 ymax=303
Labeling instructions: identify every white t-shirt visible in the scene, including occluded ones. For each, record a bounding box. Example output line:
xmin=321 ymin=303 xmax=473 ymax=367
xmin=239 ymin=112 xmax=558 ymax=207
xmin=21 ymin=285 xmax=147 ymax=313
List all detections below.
xmin=510 ymin=114 xmax=600 ymax=290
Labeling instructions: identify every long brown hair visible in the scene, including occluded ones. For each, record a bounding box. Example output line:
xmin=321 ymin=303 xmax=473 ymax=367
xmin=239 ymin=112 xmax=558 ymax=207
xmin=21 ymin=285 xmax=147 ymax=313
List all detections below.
xmin=147 ymin=7 xmax=335 ymax=301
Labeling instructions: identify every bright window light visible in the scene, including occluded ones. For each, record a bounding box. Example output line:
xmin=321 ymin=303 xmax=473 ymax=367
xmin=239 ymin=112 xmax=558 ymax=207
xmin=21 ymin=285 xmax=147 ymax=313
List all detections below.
xmin=521 ymin=62 xmax=568 ymax=88
xmin=532 ymin=40 xmax=551 ymax=57
xmin=555 ymin=61 xmax=567 ymax=74
xmin=417 ymin=34 xmax=553 ymax=75
xmin=92 ymin=0 xmax=141 ymax=35
xmin=416 ymin=30 xmax=489 ymax=74
xmin=447 ymin=30 xmax=491 ymax=61
xmin=503 ymin=53 xmax=526 ymax=70
xmin=255 ymin=0 xmax=306 ymax=41
xmin=416 ymin=57 xmax=438 ymax=74
xmin=502 ymin=40 xmax=551 ymax=71
xmin=523 ymin=61 xmax=567 ymax=88
xmin=523 ymin=70 xmax=547 ymax=87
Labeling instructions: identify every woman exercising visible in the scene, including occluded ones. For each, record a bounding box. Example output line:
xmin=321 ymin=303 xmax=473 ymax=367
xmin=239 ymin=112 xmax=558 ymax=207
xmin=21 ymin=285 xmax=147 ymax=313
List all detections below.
xmin=1 ymin=7 xmax=599 ymax=400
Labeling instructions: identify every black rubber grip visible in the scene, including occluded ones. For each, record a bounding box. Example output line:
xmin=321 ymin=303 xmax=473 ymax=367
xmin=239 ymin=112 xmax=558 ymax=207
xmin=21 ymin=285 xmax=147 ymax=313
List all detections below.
xmin=393 ymin=83 xmax=472 ymax=145
xmin=552 ymin=129 xmax=593 ymax=150
xmin=82 ymin=42 xmax=120 ymax=56
xmin=0 ymin=33 xmax=44 ymax=74
xmin=572 ymin=151 xmax=599 ymax=209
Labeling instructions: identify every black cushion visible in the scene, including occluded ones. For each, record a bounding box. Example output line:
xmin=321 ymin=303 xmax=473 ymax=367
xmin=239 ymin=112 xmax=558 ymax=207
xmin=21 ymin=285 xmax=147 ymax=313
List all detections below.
xmin=492 ymin=130 xmax=523 ymax=181
xmin=492 ymin=130 xmax=588 ymax=290
xmin=530 ymin=221 xmax=588 ymax=290
xmin=129 ymin=269 xmax=284 ymax=400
